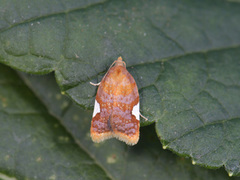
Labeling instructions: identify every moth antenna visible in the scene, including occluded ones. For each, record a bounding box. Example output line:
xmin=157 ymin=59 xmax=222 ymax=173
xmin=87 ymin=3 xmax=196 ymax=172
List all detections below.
xmin=98 ymin=56 xmax=126 ymax=83
xmin=90 ymin=57 xmax=125 ymax=86
xmin=140 ymin=113 xmax=148 ymax=121
xmin=90 ymin=82 xmax=101 ymax=86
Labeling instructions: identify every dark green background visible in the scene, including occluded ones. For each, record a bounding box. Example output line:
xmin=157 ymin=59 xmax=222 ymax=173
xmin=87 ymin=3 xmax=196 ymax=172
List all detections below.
xmin=0 ymin=0 xmax=240 ymax=178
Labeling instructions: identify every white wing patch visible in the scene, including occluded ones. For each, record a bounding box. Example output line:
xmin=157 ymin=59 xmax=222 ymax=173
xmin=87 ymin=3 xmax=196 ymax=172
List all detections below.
xmin=92 ymin=100 xmax=101 ymax=117
xmin=132 ymin=102 xmax=140 ymax=120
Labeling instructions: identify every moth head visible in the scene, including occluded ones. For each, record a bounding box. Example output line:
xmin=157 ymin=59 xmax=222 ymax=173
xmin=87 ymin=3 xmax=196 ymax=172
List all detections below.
xmin=114 ymin=56 xmax=126 ymax=67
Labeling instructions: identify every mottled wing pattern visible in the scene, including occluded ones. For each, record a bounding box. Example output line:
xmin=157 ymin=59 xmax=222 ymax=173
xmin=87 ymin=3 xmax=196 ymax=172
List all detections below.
xmin=91 ymin=65 xmax=140 ymax=145
xmin=90 ymin=69 xmax=114 ymax=142
xmin=110 ymin=66 xmax=139 ymax=145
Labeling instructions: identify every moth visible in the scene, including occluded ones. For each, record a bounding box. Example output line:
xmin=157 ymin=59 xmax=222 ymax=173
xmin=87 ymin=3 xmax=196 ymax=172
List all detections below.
xmin=90 ymin=57 xmax=147 ymax=145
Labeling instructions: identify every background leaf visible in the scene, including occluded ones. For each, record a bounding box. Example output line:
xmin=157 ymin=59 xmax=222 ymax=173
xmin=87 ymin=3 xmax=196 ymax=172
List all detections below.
xmin=0 ymin=0 xmax=240 ymax=176
xmin=0 ymin=64 xmax=110 ymax=180
xmin=155 ymin=48 xmax=240 ymax=176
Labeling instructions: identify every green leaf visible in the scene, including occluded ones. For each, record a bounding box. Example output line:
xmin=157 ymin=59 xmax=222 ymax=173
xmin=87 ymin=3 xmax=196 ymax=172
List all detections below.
xmin=155 ymin=48 xmax=240 ymax=176
xmin=20 ymin=72 xmax=239 ymax=180
xmin=0 ymin=0 xmax=240 ymax=176
xmin=0 ymin=64 xmax=110 ymax=179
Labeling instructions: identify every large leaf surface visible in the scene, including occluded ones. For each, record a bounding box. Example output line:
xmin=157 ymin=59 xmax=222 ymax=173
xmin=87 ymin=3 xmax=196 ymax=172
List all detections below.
xmin=0 ymin=0 xmax=240 ymax=176
xmin=20 ymin=72 xmax=240 ymax=180
xmin=155 ymin=48 xmax=240 ymax=176
xmin=0 ymin=64 xmax=110 ymax=179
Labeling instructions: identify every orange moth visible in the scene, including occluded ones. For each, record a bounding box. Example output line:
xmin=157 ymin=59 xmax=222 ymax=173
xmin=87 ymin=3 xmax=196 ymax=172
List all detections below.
xmin=90 ymin=57 xmax=147 ymax=145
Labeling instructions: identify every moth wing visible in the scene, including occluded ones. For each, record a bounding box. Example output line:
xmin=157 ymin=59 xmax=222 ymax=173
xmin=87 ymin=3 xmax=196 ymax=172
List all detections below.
xmin=90 ymin=81 xmax=113 ymax=143
xmin=91 ymin=63 xmax=140 ymax=145
xmin=111 ymin=70 xmax=140 ymax=145
xmin=111 ymin=111 xmax=140 ymax=145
